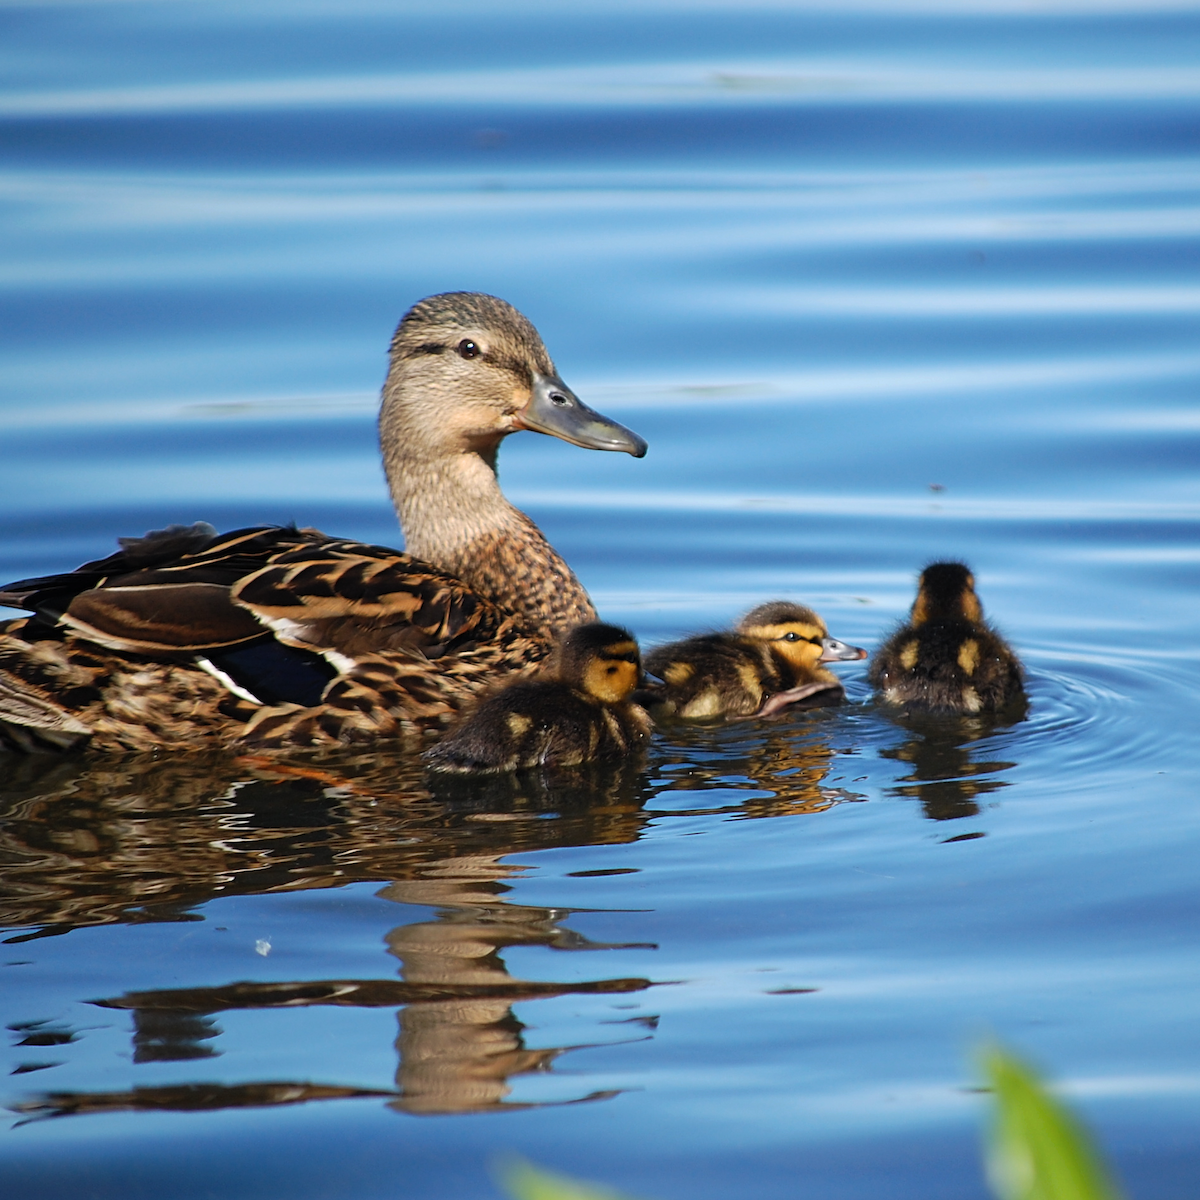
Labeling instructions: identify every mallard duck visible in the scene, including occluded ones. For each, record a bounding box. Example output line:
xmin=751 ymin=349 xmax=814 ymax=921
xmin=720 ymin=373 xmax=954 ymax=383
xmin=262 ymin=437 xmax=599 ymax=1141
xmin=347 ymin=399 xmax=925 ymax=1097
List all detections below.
xmin=641 ymin=601 xmax=867 ymax=719
xmin=422 ymin=622 xmax=653 ymax=773
xmin=0 ymin=293 xmax=647 ymax=754
xmin=869 ymin=562 xmax=1025 ymax=714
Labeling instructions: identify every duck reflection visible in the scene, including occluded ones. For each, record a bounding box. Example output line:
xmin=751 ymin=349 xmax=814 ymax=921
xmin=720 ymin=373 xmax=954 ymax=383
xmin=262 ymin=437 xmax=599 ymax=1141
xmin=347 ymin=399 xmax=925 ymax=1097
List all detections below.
xmin=381 ymin=863 xmax=654 ymax=1114
xmin=5 ymin=755 xmax=656 ymax=1121
xmin=878 ymin=714 xmax=1022 ymax=821
xmin=2 ymin=723 xmax=860 ymax=1122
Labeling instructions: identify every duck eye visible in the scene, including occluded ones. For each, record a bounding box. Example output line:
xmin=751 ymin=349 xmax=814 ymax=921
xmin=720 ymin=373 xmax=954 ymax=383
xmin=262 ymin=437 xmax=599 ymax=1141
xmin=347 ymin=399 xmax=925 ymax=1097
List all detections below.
xmin=782 ymin=632 xmax=800 ymax=642
xmin=457 ymin=339 xmax=480 ymax=359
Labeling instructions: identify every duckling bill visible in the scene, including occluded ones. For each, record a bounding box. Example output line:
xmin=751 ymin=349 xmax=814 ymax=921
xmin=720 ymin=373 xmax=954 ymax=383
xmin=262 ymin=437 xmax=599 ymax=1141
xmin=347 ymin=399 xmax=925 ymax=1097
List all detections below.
xmin=869 ymin=562 xmax=1025 ymax=714
xmin=423 ymin=623 xmax=653 ymax=773
xmin=641 ymin=601 xmax=866 ymax=720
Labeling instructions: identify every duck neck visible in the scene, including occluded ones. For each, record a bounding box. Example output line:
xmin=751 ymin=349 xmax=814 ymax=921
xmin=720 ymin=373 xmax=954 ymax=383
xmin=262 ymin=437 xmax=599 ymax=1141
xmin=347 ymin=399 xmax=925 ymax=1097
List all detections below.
xmin=382 ymin=428 xmax=596 ymax=634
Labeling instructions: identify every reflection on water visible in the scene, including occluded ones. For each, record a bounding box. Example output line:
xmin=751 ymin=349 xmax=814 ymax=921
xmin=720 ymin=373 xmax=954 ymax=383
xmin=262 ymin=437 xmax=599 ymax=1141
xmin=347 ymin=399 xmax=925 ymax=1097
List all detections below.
xmin=18 ymin=911 xmax=651 ymax=1121
xmin=650 ymin=714 xmax=865 ymax=819
xmin=1 ymin=708 xmax=1028 ymax=1121
xmin=878 ymin=712 xmax=1025 ymax=823
xmin=380 ymin=869 xmax=651 ymax=1115
xmin=4 ymin=755 xmax=661 ymax=1120
xmin=0 ymin=716 xmax=890 ymax=940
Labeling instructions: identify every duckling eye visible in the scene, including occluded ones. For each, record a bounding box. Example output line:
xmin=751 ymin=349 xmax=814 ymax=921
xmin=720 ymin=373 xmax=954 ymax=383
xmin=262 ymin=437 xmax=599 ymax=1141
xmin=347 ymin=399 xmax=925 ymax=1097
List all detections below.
xmin=457 ymin=339 xmax=480 ymax=359
xmin=781 ymin=632 xmax=800 ymax=642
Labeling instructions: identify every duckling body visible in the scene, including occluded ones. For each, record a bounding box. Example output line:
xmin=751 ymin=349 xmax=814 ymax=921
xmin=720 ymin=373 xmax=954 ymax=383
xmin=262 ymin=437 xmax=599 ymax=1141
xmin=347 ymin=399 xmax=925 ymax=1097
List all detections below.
xmin=869 ymin=562 xmax=1024 ymax=714
xmin=643 ymin=601 xmax=866 ymax=719
xmin=0 ymin=294 xmax=647 ymax=754
xmin=423 ymin=623 xmax=652 ymax=773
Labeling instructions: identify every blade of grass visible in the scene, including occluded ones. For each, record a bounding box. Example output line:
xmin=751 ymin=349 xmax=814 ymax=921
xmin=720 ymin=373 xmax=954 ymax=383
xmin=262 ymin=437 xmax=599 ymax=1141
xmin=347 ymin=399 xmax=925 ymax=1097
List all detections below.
xmin=494 ymin=1156 xmax=640 ymax=1200
xmin=981 ymin=1044 xmax=1125 ymax=1200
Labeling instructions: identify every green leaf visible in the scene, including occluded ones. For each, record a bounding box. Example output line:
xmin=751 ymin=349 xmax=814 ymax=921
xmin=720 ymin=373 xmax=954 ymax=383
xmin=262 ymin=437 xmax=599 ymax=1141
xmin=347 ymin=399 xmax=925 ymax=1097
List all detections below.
xmin=981 ymin=1044 xmax=1125 ymax=1200
xmin=494 ymin=1156 xmax=641 ymax=1200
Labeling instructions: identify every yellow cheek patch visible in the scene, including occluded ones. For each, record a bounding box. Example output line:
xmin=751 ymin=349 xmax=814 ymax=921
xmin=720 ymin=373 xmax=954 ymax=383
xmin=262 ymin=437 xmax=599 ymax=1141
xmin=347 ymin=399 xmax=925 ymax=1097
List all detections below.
xmin=899 ymin=640 xmax=919 ymax=670
xmin=664 ymin=661 xmax=694 ymax=685
xmin=910 ymin=594 xmax=929 ymax=626
xmin=957 ymin=638 xmax=980 ymax=676
xmin=507 ymin=713 xmax=532 ymax=737
xmin=583 ymin=656 xmax=638 ymax=703
xmin=962 ymin=591 xmax=982 ymax=623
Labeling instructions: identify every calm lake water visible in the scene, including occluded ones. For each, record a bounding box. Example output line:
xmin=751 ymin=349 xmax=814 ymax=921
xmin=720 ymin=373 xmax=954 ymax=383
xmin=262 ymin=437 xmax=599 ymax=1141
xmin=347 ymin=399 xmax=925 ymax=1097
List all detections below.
xmin=2 ymin=2 xmax=1200 ymax=1197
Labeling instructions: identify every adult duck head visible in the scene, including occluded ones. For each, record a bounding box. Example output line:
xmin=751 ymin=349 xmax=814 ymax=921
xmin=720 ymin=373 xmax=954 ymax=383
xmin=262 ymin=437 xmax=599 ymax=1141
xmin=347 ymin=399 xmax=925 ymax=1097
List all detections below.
xmin=379 ymin=292 xmax=647 ymax=629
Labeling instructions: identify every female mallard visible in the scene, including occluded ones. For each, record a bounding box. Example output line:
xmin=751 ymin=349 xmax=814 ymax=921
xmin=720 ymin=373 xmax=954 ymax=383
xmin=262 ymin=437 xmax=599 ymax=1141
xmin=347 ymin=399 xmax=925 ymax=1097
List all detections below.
xmin=423 ymin=622 xmax=653 ymax=774
xmin=869 ymin=562 xmax=1025 ymax=714
xmin=0 ymin=293 xmax=646 ymax=753
xmin=642 ymin=601 xmax=866 ymax=719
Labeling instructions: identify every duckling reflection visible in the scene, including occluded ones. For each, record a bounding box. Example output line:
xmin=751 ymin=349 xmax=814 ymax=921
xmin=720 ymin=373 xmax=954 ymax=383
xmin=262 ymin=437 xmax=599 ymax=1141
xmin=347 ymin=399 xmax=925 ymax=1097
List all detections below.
xmin=650 ymin=716 xmax=865 ymax=820
xmin=880 ymin=716 xmax=1020 ymax=821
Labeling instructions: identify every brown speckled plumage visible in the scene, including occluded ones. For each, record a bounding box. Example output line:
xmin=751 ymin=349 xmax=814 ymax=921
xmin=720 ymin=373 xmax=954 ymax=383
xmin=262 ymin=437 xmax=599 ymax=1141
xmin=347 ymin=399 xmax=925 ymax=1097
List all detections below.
xmin=0 ymin=293 xmax=644 ymax=754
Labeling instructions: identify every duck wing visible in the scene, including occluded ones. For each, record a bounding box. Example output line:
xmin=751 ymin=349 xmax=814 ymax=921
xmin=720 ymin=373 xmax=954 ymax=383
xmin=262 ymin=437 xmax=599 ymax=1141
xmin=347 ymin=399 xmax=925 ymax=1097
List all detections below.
xmin=231 ymin=538 xmax=510 ymax=662
xmin=0 ymin=524 xmax=543 ymax=751
xmin=0 ymin=524 xmax=318 ymax=653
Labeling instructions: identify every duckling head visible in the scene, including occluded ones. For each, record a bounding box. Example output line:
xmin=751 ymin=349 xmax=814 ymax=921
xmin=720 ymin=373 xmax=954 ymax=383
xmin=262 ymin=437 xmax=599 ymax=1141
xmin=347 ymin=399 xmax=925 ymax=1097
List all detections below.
xmin=560 ymin=622 xmax=643 ymax=705
xmin=910 ymin=562 xmax=983 ymax=626
xmin=737 ymin=600 xmax=867 ymax=672
xmin=381 ymin=292 xmax=646 ymax=469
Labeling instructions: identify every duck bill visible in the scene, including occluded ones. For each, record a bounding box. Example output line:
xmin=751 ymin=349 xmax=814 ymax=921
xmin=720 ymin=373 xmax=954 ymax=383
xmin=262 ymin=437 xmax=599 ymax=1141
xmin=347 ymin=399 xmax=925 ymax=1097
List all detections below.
xmin=517 ymin=372 xmax=648 ymax=458
xmin=819 ymin=637 xmax=868 ymax=663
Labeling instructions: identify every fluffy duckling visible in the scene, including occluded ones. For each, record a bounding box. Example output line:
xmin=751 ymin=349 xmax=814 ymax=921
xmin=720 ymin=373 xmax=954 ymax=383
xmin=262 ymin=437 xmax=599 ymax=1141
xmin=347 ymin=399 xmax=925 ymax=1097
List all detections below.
xmin=869 ymin=562 xmax=1025 ymax=714
xmin=423 ymin=623 xmax=653 ymax=773
xmin=642 ymin=601 xmax=867 ymax=720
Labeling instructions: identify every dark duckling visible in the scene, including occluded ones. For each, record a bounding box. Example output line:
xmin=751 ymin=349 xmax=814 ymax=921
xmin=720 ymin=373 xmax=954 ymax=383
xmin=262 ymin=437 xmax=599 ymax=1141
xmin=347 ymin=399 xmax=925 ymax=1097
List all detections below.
xmin=423 ymin=622 xmax=653 ymax=773
xmin=869 ymin=562 xmax=1025 ymax=714
xmin=642 ymin=601 xmax=867 ymax=719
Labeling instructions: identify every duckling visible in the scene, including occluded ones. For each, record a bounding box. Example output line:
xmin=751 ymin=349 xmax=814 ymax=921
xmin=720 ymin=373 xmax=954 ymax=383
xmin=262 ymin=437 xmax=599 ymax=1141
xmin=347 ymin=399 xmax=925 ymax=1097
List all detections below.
xmin=642 ymin=601 xmax=867 ymax=720
xmin=0 ymin=293 xmax=648 ymax=754
xmin=869 ymin=562 xmax=1025 ymax=714
xmin=423 ymin=623 xmax=653 ymax=773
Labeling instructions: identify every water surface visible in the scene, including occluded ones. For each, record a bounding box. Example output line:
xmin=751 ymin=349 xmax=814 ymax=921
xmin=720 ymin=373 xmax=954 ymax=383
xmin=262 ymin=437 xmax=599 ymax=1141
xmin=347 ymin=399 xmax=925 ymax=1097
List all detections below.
xmin=2 ymin=3 xmax=1199 ymax=1198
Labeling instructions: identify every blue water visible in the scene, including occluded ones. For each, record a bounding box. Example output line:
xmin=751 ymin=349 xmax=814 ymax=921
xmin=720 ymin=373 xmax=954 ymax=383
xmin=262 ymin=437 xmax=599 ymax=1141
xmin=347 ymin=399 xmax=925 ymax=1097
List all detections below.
xmin=2 ymin=3 xmax=1200 ymax=1197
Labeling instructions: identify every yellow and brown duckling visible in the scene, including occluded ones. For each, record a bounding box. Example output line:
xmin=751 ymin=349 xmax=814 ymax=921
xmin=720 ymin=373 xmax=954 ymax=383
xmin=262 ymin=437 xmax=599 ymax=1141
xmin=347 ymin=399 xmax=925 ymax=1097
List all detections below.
xmin=869 ymin=562 xmax=1025 ymax=714
xmin=423 ymin=623 xmax=653 ymax=773
xmin=641 ymin=601 xmax=867 ymax=720
xmin=0 ymin=293 xmax=647 ymax=754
